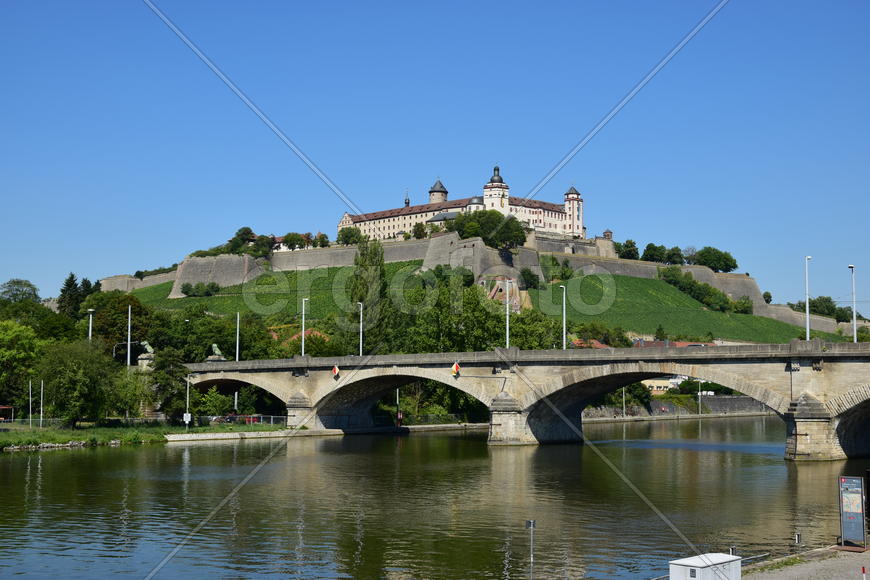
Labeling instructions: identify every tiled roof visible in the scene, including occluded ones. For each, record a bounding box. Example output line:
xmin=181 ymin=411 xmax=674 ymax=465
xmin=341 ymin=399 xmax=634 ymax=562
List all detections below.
xmin=509 ymin=197 xmax=565 ymax=213
xmin=350 ymin=198 xmax=472 ymax=223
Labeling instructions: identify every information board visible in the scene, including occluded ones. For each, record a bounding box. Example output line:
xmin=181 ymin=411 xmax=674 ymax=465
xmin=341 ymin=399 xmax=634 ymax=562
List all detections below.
xmin=839 ymin=476 xmax=866 ymax=546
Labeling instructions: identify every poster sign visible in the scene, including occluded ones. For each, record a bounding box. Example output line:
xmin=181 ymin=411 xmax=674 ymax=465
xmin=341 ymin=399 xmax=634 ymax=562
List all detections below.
xmin=839 ymin=476 xmax=866 ymax=546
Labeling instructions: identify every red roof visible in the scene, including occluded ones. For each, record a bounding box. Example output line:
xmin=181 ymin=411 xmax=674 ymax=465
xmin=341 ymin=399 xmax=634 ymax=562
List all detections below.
xmin=572 ymin=338 xmax=609 ymax=349
xmin=347 ymin=195 xmax=567 ymax=223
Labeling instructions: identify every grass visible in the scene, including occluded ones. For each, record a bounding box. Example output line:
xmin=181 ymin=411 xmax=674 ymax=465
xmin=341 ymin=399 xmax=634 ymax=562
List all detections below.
xmin=529 ymin=274 xmax=843 ymax=344
xmin=0 ymin=422 xmax=286 ymax=449
xmin=132 ymin=260 xmax=424 ymax=317
xmin=746 ymin=555 xmax=803 ymax=573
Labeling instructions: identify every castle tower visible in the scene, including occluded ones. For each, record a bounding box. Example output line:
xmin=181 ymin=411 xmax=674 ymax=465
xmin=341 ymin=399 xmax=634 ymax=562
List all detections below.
xmin=404 ymin=190 xmax=410 ymax=207
xmin=483 ymin=166 xmax=510 ymax=214
xmin=429 ymin=180 xmax=448 ymax=204
xmin=564 ymin=185 xmax=584 ymax=237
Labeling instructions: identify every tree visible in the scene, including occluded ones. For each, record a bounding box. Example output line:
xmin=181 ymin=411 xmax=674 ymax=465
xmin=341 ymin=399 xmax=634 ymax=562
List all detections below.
xmin=283 ymin=232 xmax=305 ymax=250
xmin=654 ymin=324 xmax=667 ymax=341
xmin=57 ymin=273 xmax=82 ymax=319
xmin=446 ymin=210 xmax=527 ymax=249
xmin=682 ymin=246 xmax=697 ymax=264
xmin=694 ymin=246 xmax=738 ymax=273
xmin=110 ymin=370 xmax=152 ymax=418
xmin=519 ymin=268 xmax=542 ymax=290
xmin=511 ymin=309 xmax=560 ymax=349
xmin=337 ymin=227 xmax=364 ymax=246
xmin=641 ymin=243 xmax=667 ymax=263
xmin=344 ymin=237 xmax=394 ymax=353
xmin=301 ymin=232 xmax=313 ymax=248
xmin=617 ymin=240 xmax=639 ymax=260
xmin=37 ymin=340 xmax=118 ymax=426
xmin=665 ymin=247 xmax=685 ymax=265
xmin=0 ymin=320 xmax=42 ymax=408
xmin=412 ymin=222 xmax=427 ymax=240
xmin=197 ymin=386 xmax=233 ymax=416
xmin=763 ymin=291 xmax=773 ymax=304
xmin=733 ymin=296 xmax=754 ymax=315
xmin=149 ymin=347 xmax=189 ymax=419
xmin=313 ymin=232 xmax=330 ymax=247
xmin=0 ymin=279 xmax=40 ymax=303
xmin=0 ymin=299 xmax=76 ymax=340
xmin=226 ymin=227 xmax=255 ymax=253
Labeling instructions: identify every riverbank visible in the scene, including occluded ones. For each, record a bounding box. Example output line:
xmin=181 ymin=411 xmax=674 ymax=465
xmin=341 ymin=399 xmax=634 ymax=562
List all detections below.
xmin=744 ymin=546 xmax=870 ymax=578
xmin=165 ymin=422 xmax=489 ymax=442
xmin=584 ymin=410 xmax=772 ymax=425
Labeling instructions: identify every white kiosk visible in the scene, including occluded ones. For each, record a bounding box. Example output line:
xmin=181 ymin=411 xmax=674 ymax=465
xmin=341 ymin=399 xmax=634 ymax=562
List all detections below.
xmin=669 ymin=553 xmax=741 ymax=580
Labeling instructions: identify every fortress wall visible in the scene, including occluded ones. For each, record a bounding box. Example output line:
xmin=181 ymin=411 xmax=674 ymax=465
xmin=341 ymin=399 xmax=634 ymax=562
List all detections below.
xmin=762 ymin=304 xmax=839 ymax=334
xmin=270 ymin=246 xmax=358 ymax=271
xmin=533 ymin=235 xmax=617 ymax=258
xmin=168 ymin=255 xmax=265 ymax=298
xmin=100 ymin=271 xmax=176 ymax=292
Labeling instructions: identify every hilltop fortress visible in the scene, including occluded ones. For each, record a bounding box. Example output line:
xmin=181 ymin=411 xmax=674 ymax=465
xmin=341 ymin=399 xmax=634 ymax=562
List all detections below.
xmin=99 ymin=166 xmax=846 ymax=334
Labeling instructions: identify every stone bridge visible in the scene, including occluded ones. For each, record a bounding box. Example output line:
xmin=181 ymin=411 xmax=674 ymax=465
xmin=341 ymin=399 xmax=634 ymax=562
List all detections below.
xmin=186 ymin=340 xmax=870 ymax=461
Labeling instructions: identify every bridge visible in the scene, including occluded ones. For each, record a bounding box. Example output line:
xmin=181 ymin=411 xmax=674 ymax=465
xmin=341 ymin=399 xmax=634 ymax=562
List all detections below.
xmin=186 ymin=340 xmax=870 ymax=461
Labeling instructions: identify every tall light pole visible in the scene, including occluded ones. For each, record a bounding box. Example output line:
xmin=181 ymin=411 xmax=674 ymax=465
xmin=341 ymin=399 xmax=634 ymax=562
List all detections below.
xmin=849 ymin=265 xmax=857 ymax=343
xmin=357 ymin=301 xmax=363 ymax=356
xmin=505 ymin=279 xmax=511 ymax=349
xmin=87 ymin=308 xmax=95 ymax=341
xmin=235 ymin=311 xmax=240 ymax=361
xmin=559 ymin=284 xmax=567 ymax=350
xmin=126 ymin=304 xmax=132 ymax=367
xmin=804 ymin=256 xmax=812 ymax=341
xmin=301 ymin=298 xmax=309 ymax=356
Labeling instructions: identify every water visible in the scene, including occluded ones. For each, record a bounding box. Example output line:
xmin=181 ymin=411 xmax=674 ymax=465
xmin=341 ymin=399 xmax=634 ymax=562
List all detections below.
xmin=1 ymin=416 xmax=866 ymax=578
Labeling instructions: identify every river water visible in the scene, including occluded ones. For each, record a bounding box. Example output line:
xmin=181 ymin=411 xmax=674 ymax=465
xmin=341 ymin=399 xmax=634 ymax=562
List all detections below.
xmin=1 ymin=416 xmax=867 ymax=579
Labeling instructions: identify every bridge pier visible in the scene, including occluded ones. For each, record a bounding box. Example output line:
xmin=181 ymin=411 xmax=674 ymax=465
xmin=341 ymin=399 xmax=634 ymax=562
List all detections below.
xmin=487 ymin=393 xmax=583 ymax=445
xmin=286 ymin=392 xmax=317 ymax=430
xmin=784 ymin=395 xmax=846 ymax=461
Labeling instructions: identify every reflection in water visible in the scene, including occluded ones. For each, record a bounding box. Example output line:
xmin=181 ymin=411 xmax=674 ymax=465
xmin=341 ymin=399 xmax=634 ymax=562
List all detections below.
xmin=0 ymin=417 xmax=866 ymax=578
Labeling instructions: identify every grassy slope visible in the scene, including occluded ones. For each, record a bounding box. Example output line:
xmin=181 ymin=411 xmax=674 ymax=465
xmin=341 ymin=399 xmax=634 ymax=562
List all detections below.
xmin=528 ymin=274 xmax=842 ymax=344
xmin=132 ymin=260 xmax=423 ymax=318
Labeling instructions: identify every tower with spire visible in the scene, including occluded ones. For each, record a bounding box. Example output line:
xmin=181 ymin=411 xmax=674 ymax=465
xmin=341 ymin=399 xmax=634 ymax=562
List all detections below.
xmin=428 ymin=179 xmax=448 ymax=204
xmin=483 ymin=166 xmax=510 ymax=214
xmin=564 ymin=185 xmax=584 ymax=237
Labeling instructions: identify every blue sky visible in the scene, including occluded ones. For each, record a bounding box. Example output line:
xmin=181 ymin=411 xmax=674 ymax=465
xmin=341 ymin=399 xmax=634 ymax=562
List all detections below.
xmin=1 ymin=1 xmax=867 ymax=309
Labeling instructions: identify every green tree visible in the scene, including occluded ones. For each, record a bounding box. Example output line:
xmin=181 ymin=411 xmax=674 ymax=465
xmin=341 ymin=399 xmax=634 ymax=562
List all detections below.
xmin=665 ymin=246 xmax=685 ymax=265
xmin=617 ymin=240 xmax=639 ymax=260
xmin=519 ymin=267 xmax=542 ymax=290
xmin=283 ymin=232 xmax=305 ymax=250
xmin=0 ymin=299 xmax=76 ymax=340
xmin=763 ymin=291 xmax=773 ymax=304
xmin=0 ymin=279 xmax=40 ymax=303
xmin=314 ymin=232 xmax=330 ymax=247
xmin=337 ymin=227 xmax=364 ymax=245
xmin=511 ymin=309 xmax=559 ymax=349
xmin=0 ymin=320 xmax=42 ymax=408
xmin=641 ymin=243 xmax=667 ymax=263
xmin=57 ymin=273 xmax=82 ymax=319
xmin=412 ymin=222 xmax=427 ymax=239
xmin=226 ymin=227 xmax=255 ymax=253
xmin=344 ymin=237 xmax=394 ymax=354
xmin=110 ymin=370 xmax=152 ymax=418
xmin=694 ymin=246 xmax=738 ymax=273
xmin=654 ymin=324 xmax=667 ymax=341
xmin=149 ymin=347 xmax=189 ymax=419
xmin=733 ymin=296 xmax=754 ymax=314
xmin=37 ymin=341 xmax=118 ymax=426
xmin=446 ymin=210 xmax=527 ymax=249
xmin=196 ymin=386 xmax=233 ymax=416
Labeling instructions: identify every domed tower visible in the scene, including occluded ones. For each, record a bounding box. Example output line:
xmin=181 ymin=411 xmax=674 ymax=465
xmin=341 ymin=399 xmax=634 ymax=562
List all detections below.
xmin=483 ymin=166 xmax=510 ymax=214
xmin=564 ymin=186 xmax=584 ymax=238
xmin=429 ymin=180 xmax=448 ymax=204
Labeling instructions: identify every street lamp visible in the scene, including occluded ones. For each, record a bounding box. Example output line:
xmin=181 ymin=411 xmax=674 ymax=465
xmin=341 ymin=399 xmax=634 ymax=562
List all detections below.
xmin=126 ymin=304 xmax=132 ymax=367
xmin=301 ymin=298 xmax=309 ymax=356
xmin=849 ymin=265 xmax=857 ymax=343
xmin=87 ymin=308 xmax=95 ymax=341
xmin=804 ymin=256 xmax=812 ymax=341
xmin=357 ymin=301 xmax=363 ymax=356
xmin=505 ymin=279 xmax=511 ymax=349
xmin=559 ymin=284 xmax=567 ymax=350
xmin=235 ymin=311 xmax=240 ymax=361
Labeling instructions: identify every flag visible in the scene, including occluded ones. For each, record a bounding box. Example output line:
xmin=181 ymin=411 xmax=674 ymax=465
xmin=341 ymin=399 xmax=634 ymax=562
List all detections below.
xmin=332 ymin=365 xmax=340 ymax=376
xmin=451 ymin=361 xmax=460 ymax=376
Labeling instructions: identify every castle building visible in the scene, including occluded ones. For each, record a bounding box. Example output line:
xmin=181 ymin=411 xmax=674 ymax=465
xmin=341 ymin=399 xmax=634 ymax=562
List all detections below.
xmin=337 ymin=167 xmax=585 ymax=241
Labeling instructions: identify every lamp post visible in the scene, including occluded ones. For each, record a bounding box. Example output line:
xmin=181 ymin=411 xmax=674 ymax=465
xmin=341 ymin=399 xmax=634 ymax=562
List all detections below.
xmin=505 ymin=279 xmax=511 ymax=349
xmin=301 ymin=298 xmax=309 ymax=356
xmin=87 ymin=308 xmax=95 ymax=341
xmin=357 ymin=301 xmax=363 ymax=356
xmin=126 ymin=304 xmax=132 ymax=367
xmin=849 ymin=265 xmax=857 ymax=343
xmin=559 ymin=284 xmax=567 ymax=350
xmin=235 ymin=311 xmax=240 ymax=361
xmin=185 ymin=374 xmax=191 ymax=432
xmin=804 ymin=256 xmax=812 ymax=341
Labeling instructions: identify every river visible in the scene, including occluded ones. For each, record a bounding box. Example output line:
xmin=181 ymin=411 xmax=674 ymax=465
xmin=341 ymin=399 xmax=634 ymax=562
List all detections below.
xmin=1 ymin=416 xmax=867 ymax=578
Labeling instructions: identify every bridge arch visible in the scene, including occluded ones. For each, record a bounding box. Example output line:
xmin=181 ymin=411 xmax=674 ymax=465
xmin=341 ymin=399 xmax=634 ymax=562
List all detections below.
xmin=309 ymin=367 xmax=495 ymax=430
xmin=517 ymin=362 xmax=789 ymax=443
xmin=190 ymin=372 xmax=293 ymax=405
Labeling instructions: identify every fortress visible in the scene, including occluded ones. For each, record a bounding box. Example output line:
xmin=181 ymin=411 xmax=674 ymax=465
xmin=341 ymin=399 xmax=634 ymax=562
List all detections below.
xmin=337 ymin=166 xmax=585 ymax=240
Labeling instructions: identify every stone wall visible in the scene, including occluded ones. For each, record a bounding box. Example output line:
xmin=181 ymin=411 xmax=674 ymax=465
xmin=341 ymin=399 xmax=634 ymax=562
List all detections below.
xmin=168 ymin=255 xmax=265 ymax=298
xmin=100 ymin=271 xmax=177 ymax=292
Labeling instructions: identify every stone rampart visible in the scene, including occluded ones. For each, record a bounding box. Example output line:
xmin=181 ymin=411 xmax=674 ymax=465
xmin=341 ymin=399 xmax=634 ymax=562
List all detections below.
xmin=100 ymin=271 xmax=177 ymax=292
xmin=168 ymin=255 xmax=265 ymax=298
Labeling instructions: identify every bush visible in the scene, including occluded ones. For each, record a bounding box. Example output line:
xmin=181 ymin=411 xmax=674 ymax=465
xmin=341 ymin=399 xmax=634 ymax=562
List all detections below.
xmin=519 ymin=268 xmax=542 ymax=290
xmin=658 ymin=266 xmax=742 ymax=313
xmin=181 ymin=282 xmax=221 ymax=297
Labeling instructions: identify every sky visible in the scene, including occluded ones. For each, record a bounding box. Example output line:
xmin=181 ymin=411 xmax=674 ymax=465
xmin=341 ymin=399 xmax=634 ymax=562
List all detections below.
xmin=1 ymin=1 xmax=868 ymax=309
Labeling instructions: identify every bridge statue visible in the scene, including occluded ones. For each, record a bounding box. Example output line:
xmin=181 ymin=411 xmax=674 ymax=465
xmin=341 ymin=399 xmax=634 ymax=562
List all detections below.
xmin=186 ymin=340 xmax=870 ymax=461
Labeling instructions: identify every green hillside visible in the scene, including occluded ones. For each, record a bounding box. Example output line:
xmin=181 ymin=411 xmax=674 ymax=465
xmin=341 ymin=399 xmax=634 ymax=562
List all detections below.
xmin=133 ymin=264 xmax=840 ymax=344
xmin=132 ymin=260 xmax=424 ymax=318
xmin=528 ymin=274 xmax=841 ymax=344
